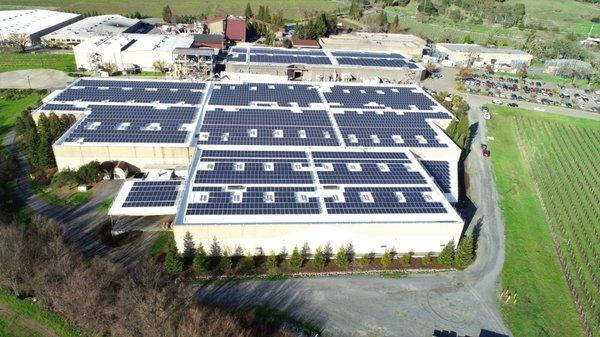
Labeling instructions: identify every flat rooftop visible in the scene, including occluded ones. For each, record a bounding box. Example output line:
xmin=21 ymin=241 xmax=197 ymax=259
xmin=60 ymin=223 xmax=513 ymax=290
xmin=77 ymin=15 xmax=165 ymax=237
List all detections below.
xmin=0 ymin=10 xmax=80 ymax=39
xmin=226 ymin=46 xmax=423 ymax=70
xmin=42 ymin=15 xmax=149 ymax=40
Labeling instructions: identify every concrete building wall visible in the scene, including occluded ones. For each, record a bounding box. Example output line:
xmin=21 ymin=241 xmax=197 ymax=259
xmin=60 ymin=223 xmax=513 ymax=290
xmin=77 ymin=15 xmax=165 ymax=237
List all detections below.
xmin=225 ymin=63 xmax=425 ymax=83
xmin=173 ymin=220 xmax=463 ymax=256
xmin=436 ymin=45 xmax=533 ymax=67
xmin=206 ymin=21 xmax=224 ymax=35
xmin=53 ymin=144 xmax=196 ymax=170
xmin=121 ymin=50 xmax=175 ymax=71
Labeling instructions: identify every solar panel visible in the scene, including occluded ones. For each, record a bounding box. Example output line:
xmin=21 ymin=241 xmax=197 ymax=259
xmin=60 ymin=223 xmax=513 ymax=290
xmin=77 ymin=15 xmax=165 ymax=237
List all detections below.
xmin=123 ymin=180 xmax=182 ymax=208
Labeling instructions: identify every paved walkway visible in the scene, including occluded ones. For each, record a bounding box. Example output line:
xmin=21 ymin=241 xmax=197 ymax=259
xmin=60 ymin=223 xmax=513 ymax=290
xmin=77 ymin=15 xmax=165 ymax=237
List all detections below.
xmin=0 ymin=69 xmax=74 ymax=90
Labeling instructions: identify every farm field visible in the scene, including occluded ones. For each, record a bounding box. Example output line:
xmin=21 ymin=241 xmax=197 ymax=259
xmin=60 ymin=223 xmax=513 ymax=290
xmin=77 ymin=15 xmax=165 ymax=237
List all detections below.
xmin=384 ymin=0 xmax=599 ymax=46
xmin=0 ymin=0 xmax=345 ymax=19
xmin=0 ymin=53 xmax=76 ymax=74
xmin=487 ymin=105 xmax=599 ymax=337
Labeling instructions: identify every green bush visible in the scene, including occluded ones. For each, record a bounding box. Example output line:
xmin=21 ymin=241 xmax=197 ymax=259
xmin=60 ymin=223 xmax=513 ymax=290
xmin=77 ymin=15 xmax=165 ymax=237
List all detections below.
xmin=288 ymin=246 xmax=303 ymax=271
xmin=359 ymin=253 xmax=372 ymax=267
xmin=437 ymin=240 xmax=455 ymax=267
xmin=192 ymin=243 xmax=209 ymax=275
xmin=380 ymin=250 xmax=393 ymax=268
xmin=266 ymin=251 xmax=279 ymax=273
xmin=421 ymin=252 xmax=433 ymax=266
xmin=51 ymin=169 xmax=80 ymax=188
xmin=454 ymin=233 xmax=474 ymax=268
xmin=219 ymin=251 xmax=233 ymax=272
xmin=164 ymin=239 xmax=184 ymax=277
xmin=76 ymin=161 xmax=102 ymax=185
xmin=398 ymin=252 xmax=411 ymax=267
xmin=312 ymin=246 xmax=326 ymax=270
xmin=334 ymin=246 xmax=349 ymax=268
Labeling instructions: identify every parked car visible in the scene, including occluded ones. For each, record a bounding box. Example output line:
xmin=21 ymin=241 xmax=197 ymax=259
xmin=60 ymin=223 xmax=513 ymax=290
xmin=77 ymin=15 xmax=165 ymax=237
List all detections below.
xmin=492 ymin=99 xmax=503 ymax=104
xmin=483 ymin=112 xmax=491 ymax=120
xmin=507 ymin=103 xmax=518 ymax=107
xmin=481 ymin=106 xmax=489 ymax=113
xmin=534 ymin=106 xmax=545 ymax=111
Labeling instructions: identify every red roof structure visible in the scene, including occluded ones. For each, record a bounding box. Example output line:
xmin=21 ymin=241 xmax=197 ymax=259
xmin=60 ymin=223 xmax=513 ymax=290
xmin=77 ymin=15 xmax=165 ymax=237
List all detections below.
xmin=291 ymin=39 xmax=321 ymax=49
xmin=225 ymin=16 xmax=246 ymax=42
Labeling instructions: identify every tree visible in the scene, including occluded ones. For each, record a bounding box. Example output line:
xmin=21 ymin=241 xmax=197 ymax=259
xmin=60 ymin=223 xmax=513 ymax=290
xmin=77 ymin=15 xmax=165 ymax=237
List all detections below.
xmin=266 ymin=250 xmax=278 ymax=273
xmin=421 ymin=252 xmax=433 ymax=266
xmin=191 ymin=243 xmax=209 ymax=274
xmin=51 ymin=169 xmax=80 ymax=188
xmin=152 ymin=60 xmax=167 ymax=73
xmin=219 ymin=251 xmax=233 ymax=272
xmin=359 ymin=253 xmax=372 ymax=267
xmin=398 ymin=252 xmax=412 ymax=267
xmin=334 ymin=245 xmax=349 ymax=268
xmin=240 ymin=254 xmax=255 ymax=273
xmin=349 ymin=0 xmax=361 ymax=20
xmin=244 ymin=3 xmax=253 ymax=18
xmin=301 ymin=242 xmax=311 ymax=260
xmin=517 ymin=65 xmax=528 ymax=82
xmin=378 ymin=10 xmax=388 ymax=28
xmin=162 ymin=5 xmax=173 ymax=23
xmin=454 ymin=233 xmax=474 ymax=268
xmin=380 ymin=250 xmax=393 ymax=268
xmin=390 ymin=15 xmax=401 ymax=33
xmin=6 ymin=33 xmax=29 ymax=52
xmin=182 ymin=231 xmax=195 ymax=264
xmin=164 ymin=239 xmax=184 ymax=277
xmin=76 ymin=161 xmax=102 ymax=184
xmin=312 ymin=246 xmax=326 ymax=270
xmin=458 ymin=67 xmax=473 ymax=79
xmin=288 ymin=246 xmax=303 ymax=271
xmin=437 ymin=240 xmax=455 ymax=267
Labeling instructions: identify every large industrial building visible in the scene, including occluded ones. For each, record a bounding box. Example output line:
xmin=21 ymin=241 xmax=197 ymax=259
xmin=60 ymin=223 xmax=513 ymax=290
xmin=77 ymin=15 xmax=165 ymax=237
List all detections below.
xmin=225 ymin=46 xmax=426 ymax=82
xmin=73 ymin=34 xmax=210 ymax=74
xmin=39 ymin=77 xmax=463 ymax=255
xmin=0 ymin=10 xmax=81 ymax=46
xmin=41 ymin=15 xmax=152 ymax=47
xmin=435 ymin=43 xmax=533 ymax=68
xmin=319 ymin=33 xmax=427 ymax=58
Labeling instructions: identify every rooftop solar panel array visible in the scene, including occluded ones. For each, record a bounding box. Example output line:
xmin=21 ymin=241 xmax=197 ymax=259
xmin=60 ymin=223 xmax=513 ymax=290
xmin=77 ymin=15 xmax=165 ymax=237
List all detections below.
xmin=226 ymin=46 xmax=421 ymax=69
xmin=421 ymin=160 xmax=451 ymax=194
xmin=324 ymin=86 xmax=438 ymax=110
xmin=209 ymin=83 xmax=322 ymax=107
xmin=123 ymin=180 xmax=182 ymax=208
xmin=182 ymin=149 xmax=453 ymax=218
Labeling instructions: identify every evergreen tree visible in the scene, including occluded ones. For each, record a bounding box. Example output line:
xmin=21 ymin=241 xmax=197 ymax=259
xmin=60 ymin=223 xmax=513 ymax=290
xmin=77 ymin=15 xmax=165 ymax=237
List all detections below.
xmin=380 ymin=250 xmax=393 ymax=268
xmin=437 ymin=240 xmax=455 ymax=267
xmin=312 ymin=246 xmax=326 ymax=270
xmin=26 ymin=130 xmax=40 ymax=167
xmin=301 ymin=242 xmax=311 ymax=260
xmin=37 ymin=136 xmax=55 ymax=168
xmin=165 ymin=239 xmax=184 ymax=277
xmin=398 ymin=252 xmax=411 ymax=267
xmin=219 ymin=250 xmax=233 ymax=272
xmin=264 ymin=6 xmax=271 ymax=22
xmin=454 ymin=233 xmax=474 ymax=268
xmin=240 ymin=254 xmax=255 ymax=273
xmin=209 ymin=237 xmax=221 ymax=257
xmin=378 ymin=10 xmax=388 ymax=28
xmin=76 ymin=161 xmax=102 ymax=184
xmin=349 ymin=0 xmax=360 ymax=20
xmin=192 ymin=243 xmax=209 ymax=274
xmin=47 ymin=113 xmax=63 ymax=141
xmin=257 ymin=6 xmax=265 ymax=21
xmin=162 ymin=5 xmax=173 ymax=23
xmin=323 ymin=242 xmax=332 ymax=262
xmin=334 ymin=245 xmax=349 ymax=268
xmin=359 ymin=253 xmax=372 ymax=266
xmin=244 ymin=3 xmax=253 ymax=18
xmin=421 ymin=252 xmax=433 ymax=266
xmin=182 ymin=231 xmax=196 ymax=264
xmin=266 ymin=250 xmax=278 ymax=273
xmin=37 ymin=113 xmax=50 ymax=142
xmin=288 ymin=246 xmax=303 ymax=271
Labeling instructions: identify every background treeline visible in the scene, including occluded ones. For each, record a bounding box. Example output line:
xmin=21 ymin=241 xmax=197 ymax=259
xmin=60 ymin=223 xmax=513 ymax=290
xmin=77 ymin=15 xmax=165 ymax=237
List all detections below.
xmin=0 ymin=217 xmax=299 ymax=337
xmin=416 ymin=0 xmax=527 ymax=28
xmin=15 ymin=110 xmax=75 ymax=169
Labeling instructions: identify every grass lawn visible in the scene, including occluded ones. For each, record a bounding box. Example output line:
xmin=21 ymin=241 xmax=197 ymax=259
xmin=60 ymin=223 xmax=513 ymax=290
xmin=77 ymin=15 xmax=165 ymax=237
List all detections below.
xmin=0 ymin=90 xmax=45 ymax=140
xmin=0 ymin=287 xmax=85 ymax=337
xmin=30 ymin=181 xmax=93 ymax=208
xmin=0 ymin=53 xmax=76 ymax=73
xmin=0 ymin=0 xmax=345 ymax=20
xmin=487 ymin=105 xmax=597 ymax=337
xmin=149 ymin=231 xmax=173 ymax=257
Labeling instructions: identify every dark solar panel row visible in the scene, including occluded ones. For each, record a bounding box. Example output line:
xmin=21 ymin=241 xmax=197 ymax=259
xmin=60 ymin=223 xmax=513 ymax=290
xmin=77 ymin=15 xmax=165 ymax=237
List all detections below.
xmin=325 ymin=187 xmax=447 ymax=214
xmin=421 ymin=161 xmax=451 ymax=194
xmin=123 ymin=180 xmax=182 ymax=208
xmin=209 ymin=83 xmax=322 ymax=107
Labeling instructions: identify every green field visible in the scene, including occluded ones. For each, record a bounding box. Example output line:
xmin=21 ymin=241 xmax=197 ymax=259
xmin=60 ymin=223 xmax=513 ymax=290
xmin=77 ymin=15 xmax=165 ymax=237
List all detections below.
xmin=385 ymin=0 xmax=600 ymax=47
xmin=487 ymin=105 xmax=599 ymax=337
xmin=0 ymin=53 xmax=76 ymax=73
xmin=0 ymin=0 xmax=345 ymax=19
xmin=0 ymin=287 xmax=85 ymax=337
xmin=0 ymin=90 xmax=45 ymax=140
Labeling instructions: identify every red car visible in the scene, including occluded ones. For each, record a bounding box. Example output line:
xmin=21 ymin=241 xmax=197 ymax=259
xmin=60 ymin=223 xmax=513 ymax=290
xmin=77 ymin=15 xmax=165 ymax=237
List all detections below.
xmin=483 ymin=149 xmax=491 ymax=157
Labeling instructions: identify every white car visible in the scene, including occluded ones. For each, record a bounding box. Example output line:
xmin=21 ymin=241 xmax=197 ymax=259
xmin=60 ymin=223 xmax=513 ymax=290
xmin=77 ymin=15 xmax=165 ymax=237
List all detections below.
xmin=483 ymin=113 xmax=491 ymax=120
xmin=492 ymin=99 xmax=503 ymax=104
xmin=533 ymin=106 xmax=545 ymax=112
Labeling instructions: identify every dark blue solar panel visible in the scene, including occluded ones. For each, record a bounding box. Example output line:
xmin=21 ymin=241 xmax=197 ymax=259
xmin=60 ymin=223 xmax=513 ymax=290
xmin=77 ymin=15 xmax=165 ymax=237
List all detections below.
xmin=421 ymin=161 xmax=451 ymax=194
xmin=208 ymin=83 xmax=322 ymax=107
xmin=324 ymin=187 xmax=447 ymax=214
xmin=123 ymin=180 xmax=181 ymax=208
xmin=331 ymin=51 xmax=406 ymax=59
xmin=324 ymin=86 xmax=438 ymax=110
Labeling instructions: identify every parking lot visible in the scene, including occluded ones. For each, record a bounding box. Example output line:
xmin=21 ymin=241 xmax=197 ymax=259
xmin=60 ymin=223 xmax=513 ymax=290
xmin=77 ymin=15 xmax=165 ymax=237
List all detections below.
xmin=460 ymin=74 xmax=600 ymax=112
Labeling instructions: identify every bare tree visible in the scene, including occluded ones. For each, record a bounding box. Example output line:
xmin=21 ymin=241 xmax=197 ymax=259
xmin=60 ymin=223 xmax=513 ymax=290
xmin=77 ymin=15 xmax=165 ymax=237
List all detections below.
xmin=6 ymin=33 xmax=29 ymax=52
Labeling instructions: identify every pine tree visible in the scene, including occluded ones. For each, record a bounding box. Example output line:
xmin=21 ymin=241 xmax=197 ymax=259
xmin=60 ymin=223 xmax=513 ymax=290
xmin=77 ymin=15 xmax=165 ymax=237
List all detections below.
xmin=380 ymin=250 xmax=393 ymax=268
xmin=454 ymin=234 xmax=474 ymax=268
xmin=162 ymin=5 xmax=173 ymax=23
xmin=219 ymin=250 xmax=233 ymax=272
xmin=288 ymin=246 xmax=303 ymax=271
xmin=312 ymin=246 xmax=326 ymax=270
xmin=398 ymin=252 xmax=411 ymax=267
xmin=359 ymin=253 xmax=372 ymax=266
xmin=164 ymin=239 xmax=184 ymax=277
xmin=266 ymin=250 xmax=278 ymax=273
xmin=301 ymin=242 xmax=311 ymax=260
xmin=37 ymin=136 xmax=55 ymax=168
xmin=240 ymin=254 xmax=255 ymax=273
xmin=26 ymin=130 xmax=40 ymax=167
xmin=244 ymin=3 xmax=253 ymax=18
xmin=334 ymin=246 xmax=349 ymax=268
xmin=421 ymin=252 xmax=433 ymax=266
xmin=437 ymin=240 xmax=455 ymax=267
xmin=182 ymin=231 xmax=196 ymax=264
xmin=192 ymin=243 xmax=209 ymax=274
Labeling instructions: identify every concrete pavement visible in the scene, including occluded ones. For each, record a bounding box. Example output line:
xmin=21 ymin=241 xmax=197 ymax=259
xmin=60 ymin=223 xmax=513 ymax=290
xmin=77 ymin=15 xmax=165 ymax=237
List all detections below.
xmin=0 ymin=69 xmax=74 ymax=90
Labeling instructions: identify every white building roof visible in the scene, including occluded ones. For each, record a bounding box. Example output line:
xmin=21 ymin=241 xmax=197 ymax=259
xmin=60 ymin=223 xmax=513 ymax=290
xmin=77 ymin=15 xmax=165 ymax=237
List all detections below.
xmin=0 ymin=9 xmax=80 ymax=41
xmin=122 ymin=34 xmax=194 ymax=52
xmin=42 ymin=15 xmax=143 ymax=40
xmin=437 ymin=43 xmax=531 ymax=56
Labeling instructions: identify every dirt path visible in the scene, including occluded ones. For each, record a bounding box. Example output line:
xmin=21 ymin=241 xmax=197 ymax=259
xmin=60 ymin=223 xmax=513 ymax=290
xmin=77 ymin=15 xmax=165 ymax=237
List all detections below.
xmin=0 ymin=300 xmax=60 ymax=337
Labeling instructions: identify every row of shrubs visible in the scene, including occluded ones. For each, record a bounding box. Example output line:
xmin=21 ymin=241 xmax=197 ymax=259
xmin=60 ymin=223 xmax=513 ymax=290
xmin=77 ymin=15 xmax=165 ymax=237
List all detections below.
xmin=163 ymin=233 xmax=475 ymax=277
